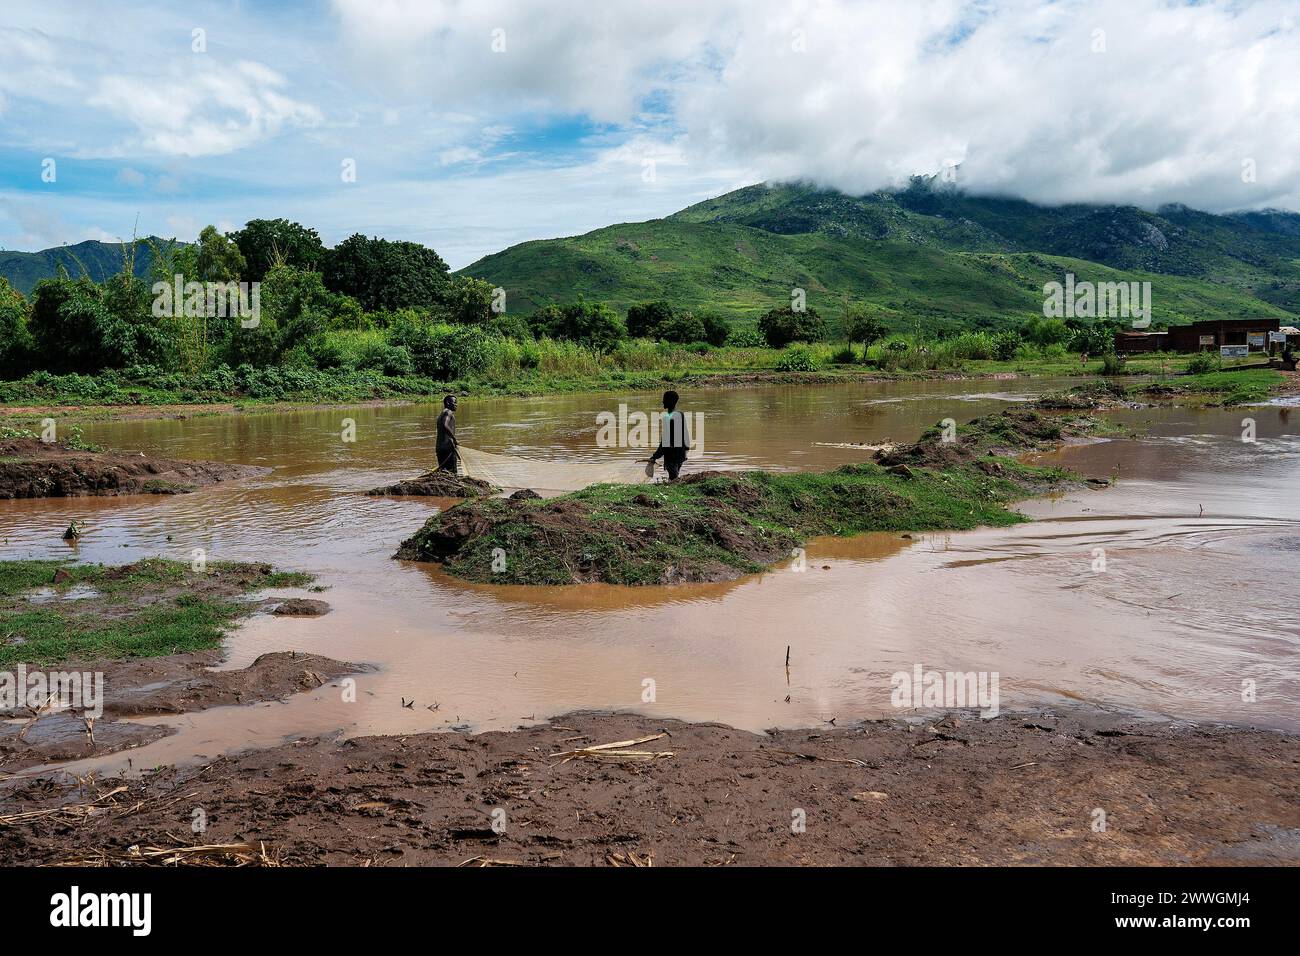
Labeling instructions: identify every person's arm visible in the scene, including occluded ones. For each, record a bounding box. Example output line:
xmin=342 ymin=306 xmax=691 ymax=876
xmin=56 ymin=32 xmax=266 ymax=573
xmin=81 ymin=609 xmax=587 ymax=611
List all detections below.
xmin=447 ymin=411 xmax=458 ymax=446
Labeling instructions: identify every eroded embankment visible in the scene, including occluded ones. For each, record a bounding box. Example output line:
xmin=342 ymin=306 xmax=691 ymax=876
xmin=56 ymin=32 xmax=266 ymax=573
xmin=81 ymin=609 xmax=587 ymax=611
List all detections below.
xmin=0 ymin=438 xmax=266 ymax=499
xmin=395 ymin=403 xmax=1111 ymax=585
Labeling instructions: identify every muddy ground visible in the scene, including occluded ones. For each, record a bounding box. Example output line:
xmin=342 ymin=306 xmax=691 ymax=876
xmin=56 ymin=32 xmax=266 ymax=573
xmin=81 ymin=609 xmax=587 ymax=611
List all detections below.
xmin=0 ymin=651 xmax=363 ymax=771
xmin=0 ymin=438 xmax=266 ymax=498
xmin=366 ymin=470 xmax=496 ymax=497
xmin=2 ymin=708 xmax=1295 ymax=866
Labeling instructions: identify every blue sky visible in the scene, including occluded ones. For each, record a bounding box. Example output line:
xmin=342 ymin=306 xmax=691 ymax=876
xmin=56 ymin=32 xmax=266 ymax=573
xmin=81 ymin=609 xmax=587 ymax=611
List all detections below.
xmin=2 ymin=0 xmax=1298 ymax=267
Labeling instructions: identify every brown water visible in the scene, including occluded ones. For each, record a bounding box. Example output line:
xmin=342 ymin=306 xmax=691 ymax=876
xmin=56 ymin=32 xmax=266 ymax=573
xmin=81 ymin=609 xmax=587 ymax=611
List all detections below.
xmin=2 ymin=379 xmax=1298 ymax=775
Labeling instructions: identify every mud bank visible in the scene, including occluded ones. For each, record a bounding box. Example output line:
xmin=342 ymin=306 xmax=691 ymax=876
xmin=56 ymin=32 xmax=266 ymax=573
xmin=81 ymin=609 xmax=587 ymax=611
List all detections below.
xmin=3 ymin=708 xmax=1295 ymax=866
xmin=394 ymin=403 xmax=1108 ymax=585
xmin=366 ymin=470 xmax=497 ymax=498
xmin=0 ymin=651 xmax=363 ymax=772
xmin=0 ymin=438 xmax=266 ymax=499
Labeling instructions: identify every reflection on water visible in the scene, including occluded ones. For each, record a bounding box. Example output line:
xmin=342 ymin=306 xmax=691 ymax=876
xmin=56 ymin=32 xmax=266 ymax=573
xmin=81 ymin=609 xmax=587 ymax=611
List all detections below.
xmin=2 ymin=379 xmax=1298 ymax=775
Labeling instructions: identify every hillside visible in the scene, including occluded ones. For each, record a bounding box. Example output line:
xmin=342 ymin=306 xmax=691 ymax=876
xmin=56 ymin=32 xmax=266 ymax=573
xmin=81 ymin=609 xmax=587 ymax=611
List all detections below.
xmin=460 ymin=181 xmax=1300 ymax=330
xmin=0 ymin=238 xmax=170 ymax=294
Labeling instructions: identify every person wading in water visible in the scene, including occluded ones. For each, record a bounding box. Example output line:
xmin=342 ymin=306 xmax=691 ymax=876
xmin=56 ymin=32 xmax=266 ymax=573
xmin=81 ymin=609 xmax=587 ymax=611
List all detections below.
xmin=436 ymin=395 xmax=459 ymax=473
xmin=648 ymin=390 xmax=690 ymax=480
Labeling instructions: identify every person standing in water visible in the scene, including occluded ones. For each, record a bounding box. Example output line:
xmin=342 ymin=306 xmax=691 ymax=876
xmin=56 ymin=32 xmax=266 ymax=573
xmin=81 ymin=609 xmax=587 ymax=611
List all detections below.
xmin=648 ymin=390 xmax=690 ymax=480
xmin=436 ymin=394 xmax=459 ymax=473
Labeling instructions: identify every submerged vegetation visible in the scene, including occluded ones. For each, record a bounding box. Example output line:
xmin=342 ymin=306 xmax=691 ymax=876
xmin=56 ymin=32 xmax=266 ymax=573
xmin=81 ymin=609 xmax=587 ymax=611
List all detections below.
xmin=395 ymin=403 xmax=1106 ymax=586
xmin=0 ymin=558 xmax=313 ymax=666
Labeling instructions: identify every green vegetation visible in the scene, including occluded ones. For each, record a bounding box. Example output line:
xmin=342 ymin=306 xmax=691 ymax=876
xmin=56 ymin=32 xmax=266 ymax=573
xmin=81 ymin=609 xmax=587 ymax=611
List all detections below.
xmin=1132 ymin=368 xmax=1284 ymax=405
xmin=0 ymin=558 xmax=313 ymax=666
xmin=396 ymin=403 xmax=1102 ymax=586
xmin=2 ymin=185 xmax=1294 ymax=414
xmin=460 ymin=181 xmax=1300 ymax=325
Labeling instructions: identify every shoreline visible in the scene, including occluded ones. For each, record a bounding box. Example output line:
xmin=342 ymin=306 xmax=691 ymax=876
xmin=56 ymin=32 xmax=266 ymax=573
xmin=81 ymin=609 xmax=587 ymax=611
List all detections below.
xmin=4 ymin=706 xmax=1296 ymax=866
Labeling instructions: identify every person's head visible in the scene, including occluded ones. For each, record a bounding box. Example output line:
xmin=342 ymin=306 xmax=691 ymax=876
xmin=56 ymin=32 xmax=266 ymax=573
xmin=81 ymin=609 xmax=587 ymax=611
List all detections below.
xmin=662 ymin=390 xmax=679 ymax=411
xmin=443 ymin=394 xmax=457 ymax=411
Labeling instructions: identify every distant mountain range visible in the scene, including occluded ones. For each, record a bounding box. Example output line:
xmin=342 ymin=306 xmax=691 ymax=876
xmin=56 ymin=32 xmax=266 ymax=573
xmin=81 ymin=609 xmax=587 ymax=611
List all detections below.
xmin=0 ymin=238 xmax=172 ymax=294
xmin=6 ymin=181 xmax=1299 ymax=331
xmin=458 ymin=180 xmax=1300 ymax=329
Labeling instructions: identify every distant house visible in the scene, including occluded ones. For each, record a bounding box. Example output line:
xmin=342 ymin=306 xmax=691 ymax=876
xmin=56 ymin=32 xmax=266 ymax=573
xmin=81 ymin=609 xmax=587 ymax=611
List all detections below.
xmin=1115 ymin=318 xmax=1281 ymax=354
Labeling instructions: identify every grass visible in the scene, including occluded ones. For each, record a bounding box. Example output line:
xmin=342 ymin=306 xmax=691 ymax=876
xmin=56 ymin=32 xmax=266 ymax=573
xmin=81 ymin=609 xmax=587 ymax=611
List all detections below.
xmin=1129 ymin=368 xmax=1284 ymax=405
xmin=0 ymin=558 xmax=313 ymax=666
xmin=397 ymin=403 xmax=1103 ymax=586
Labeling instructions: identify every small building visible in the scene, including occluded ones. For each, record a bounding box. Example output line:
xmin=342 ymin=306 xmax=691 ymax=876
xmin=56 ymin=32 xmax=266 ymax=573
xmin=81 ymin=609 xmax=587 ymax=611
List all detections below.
xmin=1113 ymin=330 xmax=1168 ymax=353
xmin=1165 ymin=318 xmax=1280 ymax=353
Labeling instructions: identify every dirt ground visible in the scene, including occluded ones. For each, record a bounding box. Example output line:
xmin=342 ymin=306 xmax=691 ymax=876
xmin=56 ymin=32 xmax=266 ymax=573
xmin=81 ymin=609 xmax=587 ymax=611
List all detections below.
xmin=0 ymin=651 xmax=363 ymax=771
xmin=366 ymin=470 xmax=496 ymax=497
xmin=3 ymin=708 xmax=1296 ymax=866
xmin=0 ymin=438 xmax=266 ymax=498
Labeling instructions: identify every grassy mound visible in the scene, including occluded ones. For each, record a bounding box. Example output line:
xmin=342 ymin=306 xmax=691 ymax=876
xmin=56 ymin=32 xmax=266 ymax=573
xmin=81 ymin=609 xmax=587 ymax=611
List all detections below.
xmin=395 ymin=405 xmax=1106 ymax=586
xmin=0 ymin=558 xmax=313 ymax=665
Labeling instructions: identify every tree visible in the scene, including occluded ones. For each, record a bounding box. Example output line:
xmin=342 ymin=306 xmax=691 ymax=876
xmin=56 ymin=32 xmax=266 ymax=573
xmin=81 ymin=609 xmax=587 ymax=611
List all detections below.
xmin=225 ymin=266 xmax=338 ymax=367
xmin=0 ymin=278 xmax=32 ymax=378
xmin=196 ymin=225 xmax=247 ymax=282
xmin=626 ymin=301 xmax=675 ymax=339
xmin=27 ymin=277 xmax=150 ymax=373
xmin=322 ymin=234 xmax=451 ymax=312
xmin=441 ymin=276 xmax=497 ymax=325
xmin=844 ymin=305 xmax=888 ymax=350
xmin=697 ymin=310 xmax=730 ymax=347
xmin=229 ymin=219 xmax=325 ymax=282
xmin=656 ymin=312 xmax=707 ymax=344
xmin=757 ymin=305 xmax=825 ymax=348
xmin=533 ymin=298 xmax=626 ymax=350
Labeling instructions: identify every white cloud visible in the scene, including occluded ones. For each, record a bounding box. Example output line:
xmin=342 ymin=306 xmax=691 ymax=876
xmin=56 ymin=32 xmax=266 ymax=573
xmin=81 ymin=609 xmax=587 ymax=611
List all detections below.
xmin=88 ymin=60 xmax=323 ymax=158
xmin=332 ymin=0 xmax=1300 ymax=213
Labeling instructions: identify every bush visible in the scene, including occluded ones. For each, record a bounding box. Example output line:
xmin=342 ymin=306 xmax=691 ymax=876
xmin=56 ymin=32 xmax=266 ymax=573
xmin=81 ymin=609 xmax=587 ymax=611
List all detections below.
xmin=388 ymin=317 xmax=496 ymax=380
xmin=776 ymin=345 xmax=819 ymax=371
xmin=758 ymin=306 xmax=826 ymax=348
xmin=1100 ymin=352 xmax=1127 ymax=376
xmin=1186 ymin=351 xmax=1219 ymax=375
xmin=726 ymin=325 xmax=765 ymax=348
xmin=992 ymin=331 xmax=1021 ymax=361
xmin=831 ymin=345 xmax=857 ymax=364
xmin=844 ymin=305 xmax=888 ymax=349
xmin=355 ymin=340 xmax=415 ymax=376
xmin=530 ymin=299 xmax=626 ymax=351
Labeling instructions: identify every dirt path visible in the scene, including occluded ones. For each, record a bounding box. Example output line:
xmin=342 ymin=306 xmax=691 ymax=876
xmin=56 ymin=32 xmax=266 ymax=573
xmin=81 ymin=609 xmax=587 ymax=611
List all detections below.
xmin=4 ymin=708 xmax=1295 ymax=866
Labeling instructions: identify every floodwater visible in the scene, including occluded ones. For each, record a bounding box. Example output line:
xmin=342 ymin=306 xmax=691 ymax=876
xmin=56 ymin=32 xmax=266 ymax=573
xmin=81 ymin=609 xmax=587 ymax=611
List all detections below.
xmin=2 ymin=378 xmax=1298 ymax=774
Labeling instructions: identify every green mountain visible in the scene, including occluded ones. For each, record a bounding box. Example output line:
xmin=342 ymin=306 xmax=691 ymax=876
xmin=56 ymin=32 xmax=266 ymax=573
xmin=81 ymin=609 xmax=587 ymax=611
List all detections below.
xmin=0 ymin=238 xmax=173 ymax=295
xmin=459 ymin=181 xmax=1300 ymax=331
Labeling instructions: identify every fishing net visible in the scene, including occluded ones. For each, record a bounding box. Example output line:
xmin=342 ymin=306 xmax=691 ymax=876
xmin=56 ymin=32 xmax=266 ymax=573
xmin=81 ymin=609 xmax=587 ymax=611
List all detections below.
xmin=458 ymin=446 xmax=655 ymax=493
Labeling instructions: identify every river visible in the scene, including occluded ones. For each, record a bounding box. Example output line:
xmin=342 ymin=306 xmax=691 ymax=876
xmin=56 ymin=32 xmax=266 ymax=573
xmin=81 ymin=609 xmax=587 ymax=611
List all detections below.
xmin=2 ymin=377 xmax=1297 ymax=773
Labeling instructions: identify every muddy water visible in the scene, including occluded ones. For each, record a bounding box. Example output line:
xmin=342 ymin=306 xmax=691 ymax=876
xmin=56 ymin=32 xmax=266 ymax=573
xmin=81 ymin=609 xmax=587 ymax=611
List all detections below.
xmin=2 ymin=379 xmax=1298 ymax=774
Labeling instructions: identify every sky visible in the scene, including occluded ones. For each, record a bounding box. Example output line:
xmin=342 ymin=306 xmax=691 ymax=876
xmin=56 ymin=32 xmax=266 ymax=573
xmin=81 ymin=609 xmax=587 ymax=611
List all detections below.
xmin=1 ymin=0 xmax=1298 ymax=269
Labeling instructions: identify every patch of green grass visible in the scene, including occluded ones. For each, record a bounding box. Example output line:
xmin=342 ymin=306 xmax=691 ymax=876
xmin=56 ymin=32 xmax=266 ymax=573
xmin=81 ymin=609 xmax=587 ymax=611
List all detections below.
xmin=1133 ymin=368 xmax=1283 ymax=405
xmin=0 ymin=558 xmax=315 ymax=666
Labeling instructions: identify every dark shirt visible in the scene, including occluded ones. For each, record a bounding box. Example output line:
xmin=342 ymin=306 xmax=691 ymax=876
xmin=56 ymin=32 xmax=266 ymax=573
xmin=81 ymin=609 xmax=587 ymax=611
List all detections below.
xmin=436 ymin=408 xmax=456 ymax=448
xmin=650 ymin=409 xmax=689 ymax=461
